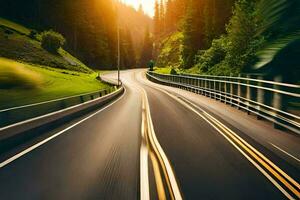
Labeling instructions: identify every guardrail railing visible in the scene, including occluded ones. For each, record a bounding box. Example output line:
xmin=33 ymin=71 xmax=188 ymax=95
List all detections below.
xmin=147 ymin=71 xmax=300 ymax=135
xmin=0 ymin=86 xmax=118 ymax=128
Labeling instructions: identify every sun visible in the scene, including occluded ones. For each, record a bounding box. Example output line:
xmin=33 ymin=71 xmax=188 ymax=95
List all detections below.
xmin=121 ymin=0 xmax=155 ymax=17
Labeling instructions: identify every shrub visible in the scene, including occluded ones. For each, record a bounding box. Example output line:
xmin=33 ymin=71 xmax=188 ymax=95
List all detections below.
xmin=195 ymin=36 xmax=227 ymax=73
xmin=29 ymin=30 xmax=37 ymax=40
xmin=41 ymin=30 xmax=65 ymax=53
xmin=4 ymin=29 xmax=13 ymax=35
xmin=170 ymin=67 xmax=178 ymax=75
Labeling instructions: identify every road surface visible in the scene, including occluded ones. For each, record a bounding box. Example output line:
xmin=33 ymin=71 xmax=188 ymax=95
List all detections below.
xmin=0 ymin=69 xmax=299 ymax=200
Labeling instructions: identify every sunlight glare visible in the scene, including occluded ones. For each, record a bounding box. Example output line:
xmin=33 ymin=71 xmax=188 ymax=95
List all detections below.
xmin=121 ymin=0 xmax=155 ymax=17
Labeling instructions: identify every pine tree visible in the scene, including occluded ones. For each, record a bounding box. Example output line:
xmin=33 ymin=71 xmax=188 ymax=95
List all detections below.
xmin=159 ymin=0 xmax=166 ymax=34
xmin=165 ymin=0 xmax=175 ymax=33
xmin=154 ymin=0 xmax=161 ymax=39
xmin=181 ymin=0 xmax=205 ymax=68
xmin=140 ymin=27 xmax=153 ymax=67
xmin=120 ymin=28 xmax=136 ymax=68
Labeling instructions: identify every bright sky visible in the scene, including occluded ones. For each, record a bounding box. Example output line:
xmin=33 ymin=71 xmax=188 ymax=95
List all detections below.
xmin=121 ymin=0 xmax=155 ymax=17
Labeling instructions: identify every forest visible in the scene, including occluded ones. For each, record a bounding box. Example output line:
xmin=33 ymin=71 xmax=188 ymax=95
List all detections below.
xmin=0 ymin=0 xmax=152 ymax=70
xmin=154 ymin=0 xmax=300 ymax=82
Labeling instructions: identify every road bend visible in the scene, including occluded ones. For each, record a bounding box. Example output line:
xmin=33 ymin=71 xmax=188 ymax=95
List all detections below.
xmin=0 ymin=69 xmax=299 ymax=200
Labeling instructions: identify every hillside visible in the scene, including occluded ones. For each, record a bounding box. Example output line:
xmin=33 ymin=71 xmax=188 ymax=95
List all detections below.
xmin=0 ymin=18 xmax=92 ymax=73
xmin=154 ymin=0 xmax=300 ymax=81
xmin=0 ymin=19 xmax=109 ymax=109
xmin=0 ymin=0 xmax=117 ymax=69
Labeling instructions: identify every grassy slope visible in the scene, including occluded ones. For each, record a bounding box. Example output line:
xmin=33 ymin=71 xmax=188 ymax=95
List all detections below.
xmin=0 ymin=18 xmax=92 ymax=73
xmin=0 ymin=19 xmax=109 ymax=109
xmin=154 ymin=67 xmax=174 ymax=74
xmin=0 ymin=58 xmax=109 ymax=109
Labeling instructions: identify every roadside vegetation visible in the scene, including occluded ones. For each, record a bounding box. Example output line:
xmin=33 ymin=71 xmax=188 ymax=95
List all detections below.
xmin=0 ymin=1 xmax=154 ymax=70
xmin=0 ymin=24 xmax=92 ymax=73
xmin=40 ymin=30 xmax=66 ymax=54
xmin=0 ymin=19 xmax=109 ymax=109
xmin=153 ymin=0 xmax=300 ymax=83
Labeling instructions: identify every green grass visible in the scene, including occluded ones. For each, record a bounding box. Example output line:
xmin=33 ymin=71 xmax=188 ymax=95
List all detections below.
xmin=154 ymin=67 xmax=173 ymax=74
xmin=0 ymin=18 xmax=31 ymax=35
xmin=0 ymin=58 xmax=110 ymax=109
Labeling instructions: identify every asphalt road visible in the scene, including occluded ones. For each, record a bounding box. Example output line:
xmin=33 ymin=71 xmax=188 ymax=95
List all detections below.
xmin=0 ymin=69 xmax=299 ymax=200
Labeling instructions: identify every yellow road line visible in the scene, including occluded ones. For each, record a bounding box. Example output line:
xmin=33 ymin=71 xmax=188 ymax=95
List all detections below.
xmin=204 ymin=112 xmax=300 ymax=196
xmin=139 ymin=83 xmax=183 ymax=200
xmin=150 ymin=151 xmax=167 ymax=200
xmin=140 ymin=99 xmax=150 ymax=200
xmin=148 ymin=83 xmax=299 ymax=200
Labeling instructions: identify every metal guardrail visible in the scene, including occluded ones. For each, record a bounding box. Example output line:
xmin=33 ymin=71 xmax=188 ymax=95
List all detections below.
xmin=0 ymin=86 xmax=117 ymax=128
xmin=0 ymin=84 xmax=124 ymax=152
xmin=147 ymin=71 xmax=300 ymax=135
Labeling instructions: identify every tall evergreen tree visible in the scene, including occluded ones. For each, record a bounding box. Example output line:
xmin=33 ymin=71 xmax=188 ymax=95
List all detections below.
xmin=159 ymin=0 xmax=166 ymax=34
xmin=181 ymin=0 xmax=205 ymax=68
xmin=154 ymin=0 xmax=161 ymax=39
xmin=140 ymin=27 xmax=153 ymax=67
xmin=120 ymin=28 xmax=136 ymax=68
xmin=165 ymin=0 xmax=176 ymax=33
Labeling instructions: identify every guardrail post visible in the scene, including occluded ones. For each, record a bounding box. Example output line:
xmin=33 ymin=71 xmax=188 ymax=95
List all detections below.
xmin=220 ymin=80 xmax=223 ymax=102
xmin=189 ymin=77 xmax=192 ymax=92
xmin=212 ymin=78 xmax=218 ymax=100
xmin=208 ymin=79 xmax=211 ymax=98
xmin=246 ymin=75 xmax=252 ymax=115
xmin=199 ymin=77 xmax=203 ymax=95
xmin=224 ymin=79 xmax=228 ymax=104
xmin=217 ymin=79 xmax=220 ymax=100
xmin=80 ymin=96 xmax=84 ymax=103
xmin=220 ymin=79 xmax=223 ymax=102
xmin=273 ymin=75 xmax=287 ymax=130
xmin=203 ymin=78 xmax=207 ymax=96
xmin=237 ymin=74 xmax=242 ymax=110
xmin=197 ymin=78 xmax=200 ymax=94
xmin=256 ymin=75 xmax=265 ymax=120
xmin=230 ymin=77 xmax=234 ymax=106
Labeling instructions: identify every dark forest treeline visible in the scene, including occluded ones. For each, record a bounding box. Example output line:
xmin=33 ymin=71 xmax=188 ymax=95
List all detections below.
xmin=117 ymin=3 xmax=153 ymax=68
xmin=154 ymin=0 xmax=300 ymax=81
xmin=0 ymin=0 xmax=152 ymax=70
xmin=153 ymin=0 xmax=235 ymax=69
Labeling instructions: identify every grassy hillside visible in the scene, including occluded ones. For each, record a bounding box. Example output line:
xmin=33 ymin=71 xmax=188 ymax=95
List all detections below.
xmin=0 ymin=19 xmax=110 ymax=109
xmin=0 ymin=18 xmax=92 ymax=73
xmin=0 ymin=58 xmax=109 ymax=109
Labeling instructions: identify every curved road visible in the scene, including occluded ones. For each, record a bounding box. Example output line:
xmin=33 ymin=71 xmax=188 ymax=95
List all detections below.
xmin=0 ymin=69 xmax=299 ymax=200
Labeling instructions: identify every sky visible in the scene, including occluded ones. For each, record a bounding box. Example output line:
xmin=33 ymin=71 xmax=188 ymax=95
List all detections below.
xmin=121 ymin=0 xmax=155 ymax=17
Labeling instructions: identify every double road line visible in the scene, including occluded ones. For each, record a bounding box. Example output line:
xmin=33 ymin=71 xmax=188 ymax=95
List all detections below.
xmin=139 ymin=86 xmax=183 ymax=200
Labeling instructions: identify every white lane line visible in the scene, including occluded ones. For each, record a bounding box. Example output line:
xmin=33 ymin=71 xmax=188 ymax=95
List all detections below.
xmin=270 ymin=143 xmax=300 ymax=163
xmin=0 ymin=88 xmax=126 ymax=168
xmin=140 ymin=97 xmax=150 ymax=200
